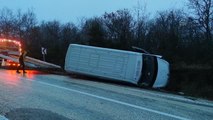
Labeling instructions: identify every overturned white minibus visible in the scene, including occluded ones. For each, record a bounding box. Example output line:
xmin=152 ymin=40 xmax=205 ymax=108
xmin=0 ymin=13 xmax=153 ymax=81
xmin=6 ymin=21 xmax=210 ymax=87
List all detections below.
xmin=65 ymin=44 xmax=169 ymax=88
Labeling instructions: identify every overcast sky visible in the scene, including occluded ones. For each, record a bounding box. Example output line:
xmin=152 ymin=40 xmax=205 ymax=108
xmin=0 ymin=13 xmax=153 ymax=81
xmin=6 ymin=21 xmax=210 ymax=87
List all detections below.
xmin=0 ymin=0 xmax=186 ymax=24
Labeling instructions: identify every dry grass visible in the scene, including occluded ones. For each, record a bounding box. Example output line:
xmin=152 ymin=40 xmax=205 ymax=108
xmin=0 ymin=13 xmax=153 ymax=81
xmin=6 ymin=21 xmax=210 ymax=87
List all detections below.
xmin=166 ymin=67 xmax=213 ymax=100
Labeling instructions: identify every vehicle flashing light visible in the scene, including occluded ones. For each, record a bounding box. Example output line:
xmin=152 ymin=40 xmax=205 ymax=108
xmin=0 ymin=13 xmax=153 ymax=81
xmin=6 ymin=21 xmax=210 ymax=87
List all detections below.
xmin=0 ymin=38 xmax=22 ymax=54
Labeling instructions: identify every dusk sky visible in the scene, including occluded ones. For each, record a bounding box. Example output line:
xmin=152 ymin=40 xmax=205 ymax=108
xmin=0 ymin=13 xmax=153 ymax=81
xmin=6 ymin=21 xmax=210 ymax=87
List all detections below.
xmin=0 ymin=0 xmax=186 ymax=24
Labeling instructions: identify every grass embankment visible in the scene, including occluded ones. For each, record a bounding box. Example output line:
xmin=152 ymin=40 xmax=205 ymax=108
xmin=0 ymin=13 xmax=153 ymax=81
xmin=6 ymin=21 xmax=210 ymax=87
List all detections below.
xmin=166 ymin=64 xmax=213 ymax=100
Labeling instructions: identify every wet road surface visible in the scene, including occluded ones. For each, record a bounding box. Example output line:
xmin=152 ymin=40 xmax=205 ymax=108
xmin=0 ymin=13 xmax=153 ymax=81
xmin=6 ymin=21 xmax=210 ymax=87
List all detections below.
xmin=0 ymin=69 xmax=213 ymax=120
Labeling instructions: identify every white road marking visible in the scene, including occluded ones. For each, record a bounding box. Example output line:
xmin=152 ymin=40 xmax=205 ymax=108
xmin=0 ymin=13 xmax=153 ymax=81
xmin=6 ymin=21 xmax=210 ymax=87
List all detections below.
xmin=0 ymin=72 xmax=189 ymax=120
xmin=130 ymin=88 xmax=213 ymax=107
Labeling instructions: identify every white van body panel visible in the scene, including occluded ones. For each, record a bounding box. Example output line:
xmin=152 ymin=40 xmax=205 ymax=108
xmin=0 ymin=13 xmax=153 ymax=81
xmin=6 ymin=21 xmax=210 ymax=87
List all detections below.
xmin=65 ymin=44 xmax=142 ymax=84
xmin=65 ymin=44 xmax=169 ymax=88
xmin=153 ymin=58 xmax=170 ymax=88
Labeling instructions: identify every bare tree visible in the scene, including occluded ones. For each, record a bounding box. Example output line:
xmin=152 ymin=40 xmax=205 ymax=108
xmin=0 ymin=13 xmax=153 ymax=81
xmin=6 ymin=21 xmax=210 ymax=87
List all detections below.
xmin=81 ymin=17 xmax=106 ymax=47
xmin=133 ymin=1 xmax=149 ymax=49
xmin=0 ymin=8 xmax=16 ymax=38
xmin=103 ymin=9 xmax=134 ymax=50
xmin=15 ymin=9 xmax=37 ymax=49
xmin=146 ymin=10 xmax=186 ymax=62
xmin=188 ymin=0 xmax=213 ymax=43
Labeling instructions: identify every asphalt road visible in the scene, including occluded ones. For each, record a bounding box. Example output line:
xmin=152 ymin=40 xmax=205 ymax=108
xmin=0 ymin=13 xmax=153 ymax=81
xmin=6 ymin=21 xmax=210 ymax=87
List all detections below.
xmin=0 ymin=69 xmax=213 ymax=120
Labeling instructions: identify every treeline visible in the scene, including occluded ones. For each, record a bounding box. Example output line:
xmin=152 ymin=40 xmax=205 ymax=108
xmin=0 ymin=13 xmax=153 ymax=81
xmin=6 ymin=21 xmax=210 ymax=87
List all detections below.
xmin=0 ymin=0 xmax=213 ymax=68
